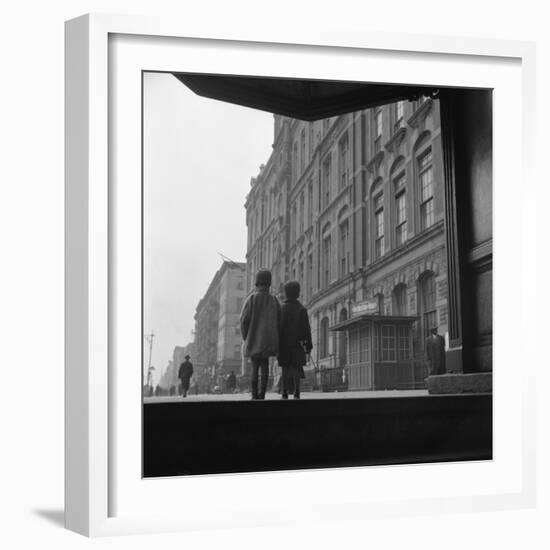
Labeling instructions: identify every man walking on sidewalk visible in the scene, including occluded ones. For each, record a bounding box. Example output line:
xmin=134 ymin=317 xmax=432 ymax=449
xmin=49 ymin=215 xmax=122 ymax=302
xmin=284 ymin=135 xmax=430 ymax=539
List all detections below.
xmin=178 ymin=355 xmax=194 ymax=398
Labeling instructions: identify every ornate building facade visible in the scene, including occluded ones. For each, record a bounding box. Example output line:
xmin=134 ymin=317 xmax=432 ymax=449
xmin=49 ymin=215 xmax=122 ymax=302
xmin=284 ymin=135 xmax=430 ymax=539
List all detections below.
xmin=245 ymin=98 xmax=448 ymax=389
xmin=193 ymin=261 xmax=246 ymax=375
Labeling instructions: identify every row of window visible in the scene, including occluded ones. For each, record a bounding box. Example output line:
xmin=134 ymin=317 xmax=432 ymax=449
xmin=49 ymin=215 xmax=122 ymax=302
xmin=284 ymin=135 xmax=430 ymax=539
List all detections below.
xmin=287 ymin=148 xmax=435 ymax=262
xmin=371 ymin=147 xmax=434 ymax=260
xmin=287 ymin=151 xmax=434 ymax=295
xmin=290 ymin=100 xmax=416 ymax=188
xmin=250 ymin=121 xmax=434 ymax=254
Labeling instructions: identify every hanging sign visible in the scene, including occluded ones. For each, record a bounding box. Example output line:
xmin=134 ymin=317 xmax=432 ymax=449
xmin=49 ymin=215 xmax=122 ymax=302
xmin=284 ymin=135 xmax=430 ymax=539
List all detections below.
xmin=351 ymin=299 xmax=380 ymax=317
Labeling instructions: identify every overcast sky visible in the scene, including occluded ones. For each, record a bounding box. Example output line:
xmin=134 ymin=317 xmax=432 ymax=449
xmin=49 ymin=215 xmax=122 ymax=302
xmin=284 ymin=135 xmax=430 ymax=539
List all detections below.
xmin=143 ymin=72 xmax=274 ymax=382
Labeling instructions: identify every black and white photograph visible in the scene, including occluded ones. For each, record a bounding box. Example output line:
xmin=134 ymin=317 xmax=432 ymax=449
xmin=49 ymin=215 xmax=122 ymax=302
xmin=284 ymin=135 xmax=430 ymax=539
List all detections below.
xmin=141 ymin=72 xmax=493 ymax=477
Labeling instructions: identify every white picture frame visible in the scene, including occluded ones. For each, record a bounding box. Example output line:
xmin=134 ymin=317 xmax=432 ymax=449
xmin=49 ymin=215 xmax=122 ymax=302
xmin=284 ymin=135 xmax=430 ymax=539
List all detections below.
xmin=65 ymin=13 xmax=537 ymax=537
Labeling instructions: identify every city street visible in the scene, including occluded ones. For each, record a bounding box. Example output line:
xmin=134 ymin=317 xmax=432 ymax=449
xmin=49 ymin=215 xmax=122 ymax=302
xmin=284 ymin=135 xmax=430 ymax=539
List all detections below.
xmin=144 ymin=388 xmax=428 ymax=404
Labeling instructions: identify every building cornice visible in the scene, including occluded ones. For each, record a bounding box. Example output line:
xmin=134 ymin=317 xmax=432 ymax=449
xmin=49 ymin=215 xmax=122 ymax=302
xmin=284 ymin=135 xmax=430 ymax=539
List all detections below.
xmin=365 ymin=220 xmax=445 ymax=273
xmin=406 ymin=98 xmax=434 ymax=129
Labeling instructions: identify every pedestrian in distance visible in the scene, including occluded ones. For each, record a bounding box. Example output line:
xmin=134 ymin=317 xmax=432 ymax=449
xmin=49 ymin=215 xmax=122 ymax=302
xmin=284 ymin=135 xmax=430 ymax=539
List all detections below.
xmin=178 ymin=354 xmax=194 ymax=398
xmin=425 ymin=327 xmax=446 ymax=376
xmin=240 ymin=269 xmax=281 ymax=400
xmin=277 ymin=281 xmax=312 ymax=400
xmin=226 ymin=370 xmax=237 ymax=393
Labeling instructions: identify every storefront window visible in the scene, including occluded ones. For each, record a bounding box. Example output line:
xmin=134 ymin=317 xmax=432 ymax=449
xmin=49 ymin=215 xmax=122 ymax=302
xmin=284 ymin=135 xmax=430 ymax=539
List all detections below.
xmin=398 ymin=325 xmax=410 ymax=360
xmin=381 ymin=325 xmax=396 ymax=361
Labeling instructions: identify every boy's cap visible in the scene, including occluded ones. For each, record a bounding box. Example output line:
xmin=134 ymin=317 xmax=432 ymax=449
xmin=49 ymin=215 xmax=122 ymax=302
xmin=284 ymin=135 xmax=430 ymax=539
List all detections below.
xmin=255 ymin=269 xmax=272 ymax=287
xmin=284 ymin=280 xmax=300 ymax=299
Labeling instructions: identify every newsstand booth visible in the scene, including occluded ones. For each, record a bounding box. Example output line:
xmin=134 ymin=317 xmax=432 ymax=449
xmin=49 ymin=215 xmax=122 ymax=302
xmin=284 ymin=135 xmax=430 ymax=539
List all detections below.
xmin=331 ymin=314 xmax=421 ymax=391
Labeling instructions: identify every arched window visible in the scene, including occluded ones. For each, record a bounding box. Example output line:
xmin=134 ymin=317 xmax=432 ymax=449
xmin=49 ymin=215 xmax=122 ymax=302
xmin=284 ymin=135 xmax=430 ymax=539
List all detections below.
xmin=393 ymin=169 xmax=407 ymax=247
xmin=414 ymin=133 xmax=434 ymax=233
xmin=373 ymin=191 xmax=385 ymax=260
xmin=339 ymin=309 xmax=348 ymax=367
xmin=320 ymin=317 xmax=330 ymax=359
xmin=392 ymin=283 xmax=407 ymax=315
xmin=418 ymin=149 xmax=434 ymax=230
xmin=419 ymin=272 xmax=437 ymax=344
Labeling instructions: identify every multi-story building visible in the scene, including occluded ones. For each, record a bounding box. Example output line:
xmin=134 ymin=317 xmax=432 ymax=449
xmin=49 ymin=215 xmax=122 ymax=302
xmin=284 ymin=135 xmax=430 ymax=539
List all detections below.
xmin=193 ymin=261 xmax=246 ymax=376
xmin=245 ymin=97 xmax=448 ymax=390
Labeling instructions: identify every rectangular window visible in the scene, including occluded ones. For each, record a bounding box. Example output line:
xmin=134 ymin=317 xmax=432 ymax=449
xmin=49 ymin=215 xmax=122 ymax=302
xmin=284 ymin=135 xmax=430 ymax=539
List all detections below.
xmin=396 ymin=101 xmax=403 ymax=123
xmin=322 ymin=155 xmax=331 ymax=209
xmin=292 ymin=142 xmax=298 ymax=182
xmin=419 ymin=150 xmax=434 ymax=230
xmin=381 ymin=325 xmax=396 ymax=362
xmin=323 ymin=236 xmax=331 ymax=287
xmin=292 ymin=203 xmax=298 ymax=242
xmin=374 ymin=110 xmax=383 ymax=153
xmin=339 ymin=222 xmax=349 ymax=278
xmin=398 ymin=325 xmax=409 ymax=361
xmin=339 ymin=134 xmax=349 ymax=190
xmin=359 ymin=326 xmax=370 ymax=363
xmin=422 ymin=275 xmax=438 ymax=342
xmin=393 ymin=101 xmax=404 ymax=132
xmin=395 ymin=189 xmax=407 ymax=246
xmin=374 ymin=194 xmax=384 ymax=259
xmin=299 ymin=192 xmax=305 ymax=235
xmin=307 ymin=180 xmax=313 ymax=226
xmin=307 ymin=253 xmax=313 ymax=299
xmin=300 ymin=129 xmax=306 ymax=173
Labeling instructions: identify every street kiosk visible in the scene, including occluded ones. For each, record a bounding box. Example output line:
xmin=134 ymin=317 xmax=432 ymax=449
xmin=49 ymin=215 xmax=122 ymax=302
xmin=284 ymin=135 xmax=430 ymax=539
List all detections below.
xmin=330 ymin=313 xmax=422 ymax=391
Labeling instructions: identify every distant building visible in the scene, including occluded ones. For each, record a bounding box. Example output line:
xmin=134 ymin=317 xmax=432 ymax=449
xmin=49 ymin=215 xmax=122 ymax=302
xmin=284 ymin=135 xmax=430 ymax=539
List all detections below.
xmin=245 ymin=98 xmax=448 ymax=390
xmin=193 ymin=261 xmax=246 ymax=375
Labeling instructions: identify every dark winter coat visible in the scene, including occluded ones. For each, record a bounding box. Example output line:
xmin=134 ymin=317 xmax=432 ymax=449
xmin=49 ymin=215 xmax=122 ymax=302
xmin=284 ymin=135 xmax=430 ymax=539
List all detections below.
xmin=178 ymin=360 xmax=194 ymax=385
xmin=277 ymin=298 xmax=313 ymax=369
xmin=240 ymin=287 xmax=281 ymax=358
xmin=425 ymin=334 xmax=446 ymax=375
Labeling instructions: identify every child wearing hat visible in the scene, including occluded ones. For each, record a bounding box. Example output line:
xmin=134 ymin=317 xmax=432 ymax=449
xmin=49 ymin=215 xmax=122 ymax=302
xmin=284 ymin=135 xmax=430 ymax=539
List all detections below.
xmin=240 ymin=269 xmax=281 ymax=399
xmin=277 ymin=281 xmax=312 ymax=399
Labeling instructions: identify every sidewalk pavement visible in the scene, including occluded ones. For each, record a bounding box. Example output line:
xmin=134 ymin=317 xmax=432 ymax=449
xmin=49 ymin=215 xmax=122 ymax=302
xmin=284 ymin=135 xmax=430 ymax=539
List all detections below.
xmin=144 ymin=388 xmax=429 ymax=404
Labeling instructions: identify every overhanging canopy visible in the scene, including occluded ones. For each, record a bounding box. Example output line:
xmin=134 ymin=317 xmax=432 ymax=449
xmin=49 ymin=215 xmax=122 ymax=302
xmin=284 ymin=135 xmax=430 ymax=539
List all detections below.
xmin=330 ymin=314 xmax=419 ymax=332
xmin=173 ymin=73 xmax=439 ymax=121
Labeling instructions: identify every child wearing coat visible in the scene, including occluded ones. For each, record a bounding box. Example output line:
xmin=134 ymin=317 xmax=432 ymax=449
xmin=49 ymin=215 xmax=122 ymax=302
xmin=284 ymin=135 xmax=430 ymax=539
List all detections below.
xmin=277 ymin=281 xmax=312 ymax=400
xmin=240 ymin=269 xmax=281 ymax=400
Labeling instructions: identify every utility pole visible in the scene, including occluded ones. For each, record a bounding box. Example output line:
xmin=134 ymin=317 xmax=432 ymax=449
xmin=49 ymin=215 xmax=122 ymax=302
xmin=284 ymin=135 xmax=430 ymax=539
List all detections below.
xmin=144 ymin=331 xmax=155 ymax=390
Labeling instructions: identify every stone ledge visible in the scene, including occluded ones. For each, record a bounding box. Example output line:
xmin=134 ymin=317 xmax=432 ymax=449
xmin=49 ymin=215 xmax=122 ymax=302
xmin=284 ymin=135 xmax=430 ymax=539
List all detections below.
xmin=428 ymin=373 xmax=492 ymax=394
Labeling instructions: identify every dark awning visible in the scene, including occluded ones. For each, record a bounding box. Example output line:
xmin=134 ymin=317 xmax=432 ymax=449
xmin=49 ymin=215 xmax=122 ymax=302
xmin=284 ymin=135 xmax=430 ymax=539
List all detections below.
xmin=173 ymin=73 xmax=438 ymax=121
xmin=330 ymin=314 xmax=419 ymax=332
